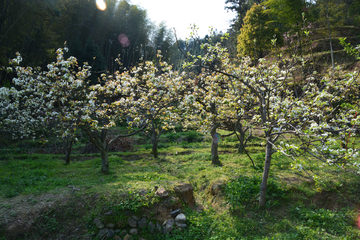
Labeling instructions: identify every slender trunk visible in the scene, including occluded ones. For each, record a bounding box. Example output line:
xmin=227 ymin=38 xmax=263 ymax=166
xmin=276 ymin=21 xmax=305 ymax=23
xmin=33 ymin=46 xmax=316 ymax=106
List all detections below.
xmin=237 ymin=131 xmax=245 ymax=154
xmin=152 ymin=139 xmax=158 ymax=158
xmin=64 ymin=139 xmax=73 ymax=164
xmin=259 ymin=141 xmax=273 ymax=207
xmin=210 ymin=126 xmax=221 ymax=165
xmin=100 ymin=150 xmax=109 ymax=173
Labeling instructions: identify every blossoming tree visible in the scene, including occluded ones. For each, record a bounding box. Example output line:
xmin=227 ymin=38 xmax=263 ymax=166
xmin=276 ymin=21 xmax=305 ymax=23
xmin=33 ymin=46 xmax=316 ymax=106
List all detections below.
xmin=181 ymin=33 xmax=360 ymax=207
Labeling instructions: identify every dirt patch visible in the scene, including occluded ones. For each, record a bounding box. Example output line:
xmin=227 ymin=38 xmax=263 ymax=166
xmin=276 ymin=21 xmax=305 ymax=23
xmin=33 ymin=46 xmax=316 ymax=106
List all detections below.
xmin=0 ymin=189 xmax=72 ymax=239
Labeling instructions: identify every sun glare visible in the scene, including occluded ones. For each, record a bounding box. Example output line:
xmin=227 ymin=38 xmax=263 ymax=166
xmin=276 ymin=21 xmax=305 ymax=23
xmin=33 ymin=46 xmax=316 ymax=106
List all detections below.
xmin=96 ymin=0 xmax=106 ymax=11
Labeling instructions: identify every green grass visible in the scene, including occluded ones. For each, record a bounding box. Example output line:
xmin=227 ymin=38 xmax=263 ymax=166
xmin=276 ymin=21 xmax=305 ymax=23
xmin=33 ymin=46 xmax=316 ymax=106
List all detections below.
xmin=1 ymin=131 xmax=360 ymax=239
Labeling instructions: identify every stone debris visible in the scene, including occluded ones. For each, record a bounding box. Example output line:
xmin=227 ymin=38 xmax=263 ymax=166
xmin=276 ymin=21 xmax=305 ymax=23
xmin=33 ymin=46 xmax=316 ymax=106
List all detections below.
xmin=92 ymin=184 xmax=194 ymax=239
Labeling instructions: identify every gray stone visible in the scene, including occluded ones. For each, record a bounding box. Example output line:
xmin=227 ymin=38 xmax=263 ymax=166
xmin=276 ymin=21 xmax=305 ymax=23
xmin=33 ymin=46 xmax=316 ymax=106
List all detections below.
xmin=155 ymin=187 xmax=169 ymax=198
xmin=156 ymin=222 xmax=162 ymax=232
xmin=138 ymin=217 xmax=147 ymax=229
xmin=113 ymin=236 xmax=122 ymax=240
xmin=175 ymin=222 xmax=187 ymax=228
xmin=123 ymin=234 xmax=132 ymax=240
xmin=115 ymin=229 xmax=121 ymax=234
xmin=162 ymin=220 xmax=167 ymax=226
xmin=129 ymin=228 xmax=138 ymax=235
xmin=93 ymin=218 xmax=105 ymax=229
xmin=96 ymin=228 xmax=108 ymax=239
xmin=165 ymin=219 xmax=174 ymax=234
xmin=148 ymin=221 xmax=155 ymax=233
xmin=128 ymin=218 xmax=137 ymax=228
xmin=175 ymin=213 xmax=186 ymax=224
xmin=107 ymin=229 xmax=115 ymax=238
xmin=170 ymin=208 xmax=181 ymax=218
xmin=131 ymin=215 xmax=140 ymax=221
xmin=120 ymin=230 xmax=127 ymax=237
xmin=139 ymin=237 xmax=146 ymax=240
xmin=105 ymin=211 xmax=113 ymax=215
xmin=106 ymin=223 xmax=116 ymax=228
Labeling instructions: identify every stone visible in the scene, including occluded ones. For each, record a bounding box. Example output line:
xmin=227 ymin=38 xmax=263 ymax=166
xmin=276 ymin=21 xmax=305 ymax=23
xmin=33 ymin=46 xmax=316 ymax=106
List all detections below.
xmin=165 ymin=219 xmax=174 ymax=234
xmin=155 ymin=187 xmax=169 ymax=198
xmin=131 ymin=215 xmax=141 ymax=221
xmin=173 ymin=183 xmax=195 ymax=207
xmin=96 ymin=228 xmax=108 ymax=239
xmin=148 ymin=221 xmax=155 ymax=233
xmin=105 ymin=211 xmax=113 ymax=215
xmin=195 ymin=205 xmax=205 ymax=213
xmin=113 ymin=236 xmax=122 ymax=240
xmin=175 ymin=222 xmax=187 ymax=228
xmin=120 ymin=230 xmax=127 ymax=237
xmin=170 ymin=208 xmax=181 ymax=218
xmin=139 ymin=237 xmax=146 ymax=240
xmin=210 ymin=180 xmax=226 ymax=195
xmin=128 ymin=218 xmax=137 ymax=228
xmin=138 ymin=217 xmax=147 ymax=229
xmin=106 ymin=223 xmax=116 ymax=228
xmin=107 ymin=229 xmax=115 ymax=238
xmin=129 ymin=228 xmax=138 ymax=235
xmin=156 ymin=222 xmax=162 ymax=232
xmin=175 ymin=213 xmax=186 ymax=224
xmin=93 ymin=218 xmax=105 ymax=229
xmin=117 ymin=219 xmax=128 ymax=228
xmin=115 ymin=229 xmax=121 ymax=234
xmin=123 ymin=234 xmax=132 ymax=240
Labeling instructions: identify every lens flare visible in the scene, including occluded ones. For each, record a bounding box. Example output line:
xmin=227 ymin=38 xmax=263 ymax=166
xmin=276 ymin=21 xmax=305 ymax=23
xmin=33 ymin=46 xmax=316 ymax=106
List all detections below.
xmin=118 ymin=34 xmax=130 ymax=47
xmin=96 ymin=0 xmax=106 ymax=11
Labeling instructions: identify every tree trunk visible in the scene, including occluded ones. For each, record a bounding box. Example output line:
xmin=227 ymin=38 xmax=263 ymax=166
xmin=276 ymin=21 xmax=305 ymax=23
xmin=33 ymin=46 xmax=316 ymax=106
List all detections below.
xmin=211 ymin=126 xmax=221 ymax=165
xmin=64 ymin=139 xmax=73 ymax=164
xmin=152 ymin=140 xmax=158 ymax=158
xmin=100 ymin=150 xmax=109 ymax=173
xmin=259 ymin=141 xmax=273 ymax=207
xmin=326 ymin=1 xmax=335 ymax=72
xmin=238 ymin=131 xmax=245 ymax=154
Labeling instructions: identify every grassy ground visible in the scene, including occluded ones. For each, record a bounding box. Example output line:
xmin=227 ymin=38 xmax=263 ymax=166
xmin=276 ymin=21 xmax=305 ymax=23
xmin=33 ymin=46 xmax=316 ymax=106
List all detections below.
xmin=0 ymin=130 xmax=360 ymax=239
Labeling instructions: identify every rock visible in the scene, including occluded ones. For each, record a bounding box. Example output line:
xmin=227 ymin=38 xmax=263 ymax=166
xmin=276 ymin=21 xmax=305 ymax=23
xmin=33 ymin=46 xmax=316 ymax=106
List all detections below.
xmin=123 ymin=234 xmax=132 ymax=240
xmin=96 ymin=228 xmax=108 ymax=239
xmin=107 ymin=229 xmax=115 ymax=238
xmin=119 ymin=230 xmax=127 ymax=237
xmin=139 ymin=237 xmax=146 ymax=240
xmin=195 ymin=205 xmax=205 ymax=213
xmin=113 ymin=236 xmax=122 ymax=240
xmin=155 ymin=187 xmax=169 ymax=198
xmin=170 ymin=209 xmax=181 ymax=218
xmin=131 ymin=215 xmax=141 ymax=221
xmin=106 ymin=223 xmax=115 ymax=228
xmin=175 ymin=213 xmax=186 ymax=224
xmin=139 ymin=189 xmax=148 ymax=196
xmin=210 ymin=180 xmax=226 ymax=195
xmin=128 ymin=218 xmax=137 ymax=228
xmin=162 ymin=220 xmax=167 ymax=226
xmin=138 ymin=217 xmax=147 ymax=229
xmin=115 ymin=229 xmax=121 ymax=234
xmin=174 ymin=183 xmax=195 ymax=207
xmin=105 ymin=211 xmax=113 ymax=215
xmin=148 ymin=221 xmax=155 ymax=233
xmin=117 ymin=219 xmax=128 ymax=228
xmin=129 ymin=228 xmax=138 ymax=235
xmin=165 ymin=219 xmax=174 ymax=234
xmin=156 ymin=222 xmax=162 ymax=232
xmin=175 ymin=222 xmax=187 ymax=228
xmin=93 ymin=218 xmax=105 ymax=229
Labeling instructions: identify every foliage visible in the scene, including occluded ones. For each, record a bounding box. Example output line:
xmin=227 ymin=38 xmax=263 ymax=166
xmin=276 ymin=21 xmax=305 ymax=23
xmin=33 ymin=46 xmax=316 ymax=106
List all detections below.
xmin=225 ymin=175 xmax=287 ymax=209
xmin=237 ymin=3 xmax=279 ymax=59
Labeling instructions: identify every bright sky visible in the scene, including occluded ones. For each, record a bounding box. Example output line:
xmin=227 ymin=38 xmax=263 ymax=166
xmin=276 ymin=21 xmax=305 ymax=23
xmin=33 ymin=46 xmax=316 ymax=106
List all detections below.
xmin=129 ymin=0 xmax=237 ymax=40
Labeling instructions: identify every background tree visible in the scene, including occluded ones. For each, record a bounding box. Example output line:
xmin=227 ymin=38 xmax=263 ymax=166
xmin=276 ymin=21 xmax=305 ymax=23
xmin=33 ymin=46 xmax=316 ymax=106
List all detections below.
xmin=237 ymin=4 xmax=278 ymax=59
